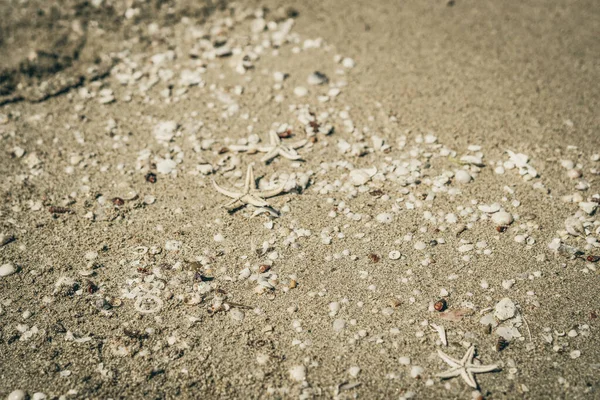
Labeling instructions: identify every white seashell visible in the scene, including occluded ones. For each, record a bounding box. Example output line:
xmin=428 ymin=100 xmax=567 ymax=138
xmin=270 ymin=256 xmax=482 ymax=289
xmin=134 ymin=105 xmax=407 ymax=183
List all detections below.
xmin=430 ymin=323 xmax=447 ymax=346
xmin=0 ymin=263 xmax=16 ymax=277
xmin=506 ymin=150 xmax=529 ymax=168
xmin=410 ymin=366 xmax=424 ymax=379
xmin=460 ymin=155 xmax=484 ymax=166
xmin=165 ymin=240 xmax=182 ymax=251
xmin=478 ymin=203 xmax=501 ymax=213
xmin=398 ymin=356 xmax=411 ymax=365
xmin=307 ymin=71 xmax=328 ymax=86
xmin=238 ymin=268 xmax=251 ymax=280
xmin=156 ymin=158 xmax=177 ymax=174
xmin=257 ymin=278 xmax=274 ymax=289
xmin=349 ymin=167 xmax=377 ymax=186
xmin=229 ymin=308 xmax=245 ymax=322
xmin=454 ymin=169 xmax=472 ymax=183
xmin=494 ymin=298 xmax=516 ymax=321
xmin=492 ymin=211 xmax=513 ymax=225
xmin=376 ymin=213 xmax=394 ymax=224
xmin=132 ymin=246 xmax=149 ymax=256
xmin=289 ymin=365 xmax=306 ymax=382
xmin=153 ymin=121 xmax=177 ymax=142
xmin=565 ymin=217 xmax=585 ymax=237
xmin=579 ymin=202 xmax=597 ymax=215
xmin=134 ymin=295 xmax=163 ymax=314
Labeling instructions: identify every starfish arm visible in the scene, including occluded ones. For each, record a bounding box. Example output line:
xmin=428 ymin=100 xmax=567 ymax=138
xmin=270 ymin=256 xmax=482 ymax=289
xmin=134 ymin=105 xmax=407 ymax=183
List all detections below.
xmin=462 ymin=346 xmax=476 ymax=365
xmin=228 ymin=144 xmax=250 ymax=152
xmin=212 ymin=179 xmax=243 ymax=199
xmin=269 ymin=130 xmax=282 ymax=145
xmin=245 ymin=164 xmax=256 ymax=191
xmin=437 ymin=349 xmax=462 ymax=368
xmin=461 ymin=370 xmax=478 ymax=389
xmin=257 ymin=182 xmax=286 ymax=198
xmin=260 ymin=148 xmax=280 ymax=162
xmin=436 ymin=368 xmax=462 ymax=379
xmin=223 ymin=198 xmax=241 ymax=208
xmin=256 ymin=145 xmax=275 ymax=152
xmin=291 ymin=139 xmax=308 ymax=149
xmin=278 ymin=146 xmax=302 ymax=160
xmin=468 ymin=364 xmax=499 ymax=374
xmin=251 ymin=206 xmax=280 ymax=218
xmin=242 ymin=194 xmax=270 ymax=208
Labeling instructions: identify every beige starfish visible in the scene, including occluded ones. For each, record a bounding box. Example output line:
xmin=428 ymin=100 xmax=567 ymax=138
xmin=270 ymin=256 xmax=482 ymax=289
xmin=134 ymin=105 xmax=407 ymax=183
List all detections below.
xmin=436 ymin=345 xmax=499 ymax=389
xmin=212 ymin=164 xmax=286 ymax=211
xmin=257 ymin=130 xmax=307 ymax=163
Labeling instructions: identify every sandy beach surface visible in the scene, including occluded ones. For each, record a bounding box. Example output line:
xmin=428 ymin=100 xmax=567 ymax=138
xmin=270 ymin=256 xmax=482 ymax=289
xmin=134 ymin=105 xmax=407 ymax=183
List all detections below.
xmin=1 ymin=1 xmax=599 ymax=399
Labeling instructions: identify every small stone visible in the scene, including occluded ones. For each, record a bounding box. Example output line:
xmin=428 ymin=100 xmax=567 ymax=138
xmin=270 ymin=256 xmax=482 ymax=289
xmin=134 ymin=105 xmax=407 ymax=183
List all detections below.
xmin=13 ymin=147 xmax=25 ymax=158
xmin=32 ymin=393 xmax=47 ymax=400
xmin=333 ymin=319 xmax=346 ymax=331
xmin=251 ymin=18 xmax=266 ymax=33
xmin=0 ymin=263 xmax=16 ymax=277
xmin=455 ymin=170 xmax=472 ymax=183
xmin=349 ymin=167 xmax=377 ymax=186
xmin=342 ymin=57 xmax=355 ymax=68
xmin=95 ymin=298 xmax=112 ymax=310
xmin=273 ymin=71 xmax=286 ymax=82
xmin=230 ymin=308 xmax=245 ymax=322
xmin=565 ymin=217 xmax=585 ymax=237
xmin=289 ymin=365 xmax=306 ymax=382
xmin=389 ymin=250 xmax=401 ymax=260
xmin=143 ymin=195 xmax=156 ymax=205
xmin=375 ymin=212 xmax=394 ymax=224
xmin=410 ymin=365 xmax=424 ymax=379
xmin=165 ymin=240 xmax=182 ymax=251
xmin=153 ymin=121 xmax=177 ymax=142
xmin=579 ymin=202 xmax=597 ymax=215
xmin=7 ymin=390 xmax=27 ymax=400
xmin=567 ymin=169 xmax=581 ymax=179
xmin=156 ymin=158 xmax=177 ymax=174
xmin=399 ymin=356 xmax=411 ymax=365
xmin=294 ymin=86 xmax=308 ymax=97
xmin=492 ymin=211 xmax=513 ymax=225
xmin=494 ymin=298 xmax=516 ymax=321
xmin=215 ymin=46 xmax=232 ymax=57
xmin=348 ymin=366 xmax=361 ymax=378
xmin=307 ymin=71 xmax=328 ymax=85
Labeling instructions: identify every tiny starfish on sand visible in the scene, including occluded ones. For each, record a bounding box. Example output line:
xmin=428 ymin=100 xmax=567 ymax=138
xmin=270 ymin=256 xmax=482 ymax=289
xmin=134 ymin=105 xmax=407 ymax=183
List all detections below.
xmin=436 ymin=345 xmax=499 ymax=389
xmin=257 ymin=130 xmax=307 ymax=163
xmin=212 ymin=164 xmax=286 ymax=213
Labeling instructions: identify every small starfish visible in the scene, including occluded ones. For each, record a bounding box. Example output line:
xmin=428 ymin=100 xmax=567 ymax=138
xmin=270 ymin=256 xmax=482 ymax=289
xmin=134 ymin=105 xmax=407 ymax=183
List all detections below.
xmin=436 ymin=345 xmax=499 ymax=389
xmin=257 ymin=130 xmax=307 ymax=163
xmin=212 ymin=164 xmax=286 ymax=211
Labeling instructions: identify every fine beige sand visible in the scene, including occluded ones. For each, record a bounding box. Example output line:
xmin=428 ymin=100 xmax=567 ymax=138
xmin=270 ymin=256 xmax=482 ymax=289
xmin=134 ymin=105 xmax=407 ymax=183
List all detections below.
xmin=1 ymin=1 xmax=599 ymax=399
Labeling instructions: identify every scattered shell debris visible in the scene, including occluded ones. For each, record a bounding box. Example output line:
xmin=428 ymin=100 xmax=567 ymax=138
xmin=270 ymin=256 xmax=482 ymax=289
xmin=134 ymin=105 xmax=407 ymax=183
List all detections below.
xmin=0 ymin=3 xmax=598 ymax=399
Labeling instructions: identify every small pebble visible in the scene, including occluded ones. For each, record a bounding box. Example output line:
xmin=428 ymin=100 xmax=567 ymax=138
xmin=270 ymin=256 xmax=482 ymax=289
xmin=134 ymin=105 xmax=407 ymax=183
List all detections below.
xmin=289 ymin=365 xmax=306 ymax=382
xmin=0 ymin=263 xmax=16 ymax=277
xmin=307 ymin=71 xmax=328 ymax=85
xmin=492 ymin=211 xmax=514 ymax=225
xmin=294 ymin=86 xmax=308 ymax=97
xmin=410 ymin=366 xmax=424 ymax=379
xmin=455 ymin=170 xmax=472 ymax=184
xmin=7 ymin=390 xmax=27 ymax=400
